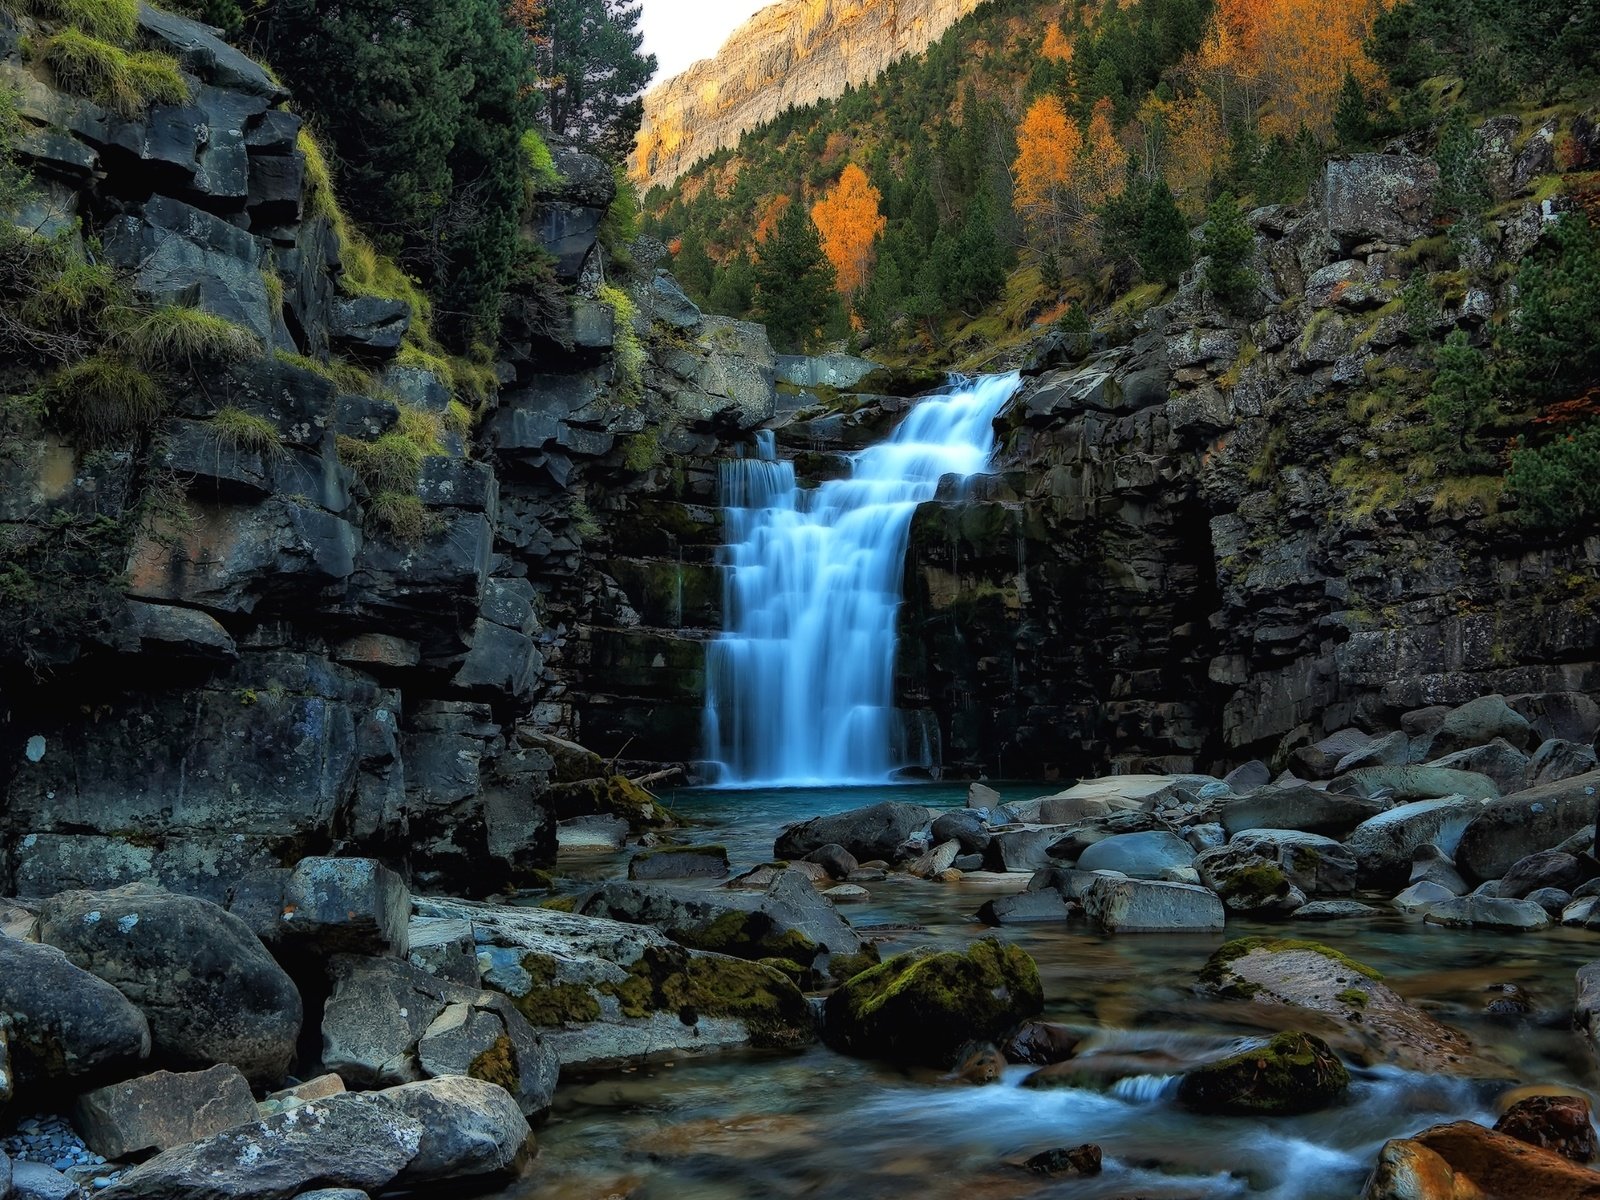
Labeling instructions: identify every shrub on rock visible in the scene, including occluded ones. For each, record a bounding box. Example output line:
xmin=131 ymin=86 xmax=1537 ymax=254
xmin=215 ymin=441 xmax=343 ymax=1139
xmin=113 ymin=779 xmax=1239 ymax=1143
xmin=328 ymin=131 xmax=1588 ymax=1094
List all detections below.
xmin=1177 ymin=1031 xmax=1349 ymax=1115
xmin=823 ymin=938 xmax=1043 ymax=1065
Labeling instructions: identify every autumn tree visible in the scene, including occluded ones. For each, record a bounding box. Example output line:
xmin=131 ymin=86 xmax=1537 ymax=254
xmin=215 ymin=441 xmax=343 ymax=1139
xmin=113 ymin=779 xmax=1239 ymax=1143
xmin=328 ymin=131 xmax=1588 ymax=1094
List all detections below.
xmin=811 ymin=163 xmax=887 ymax=298
xmin=1012 ymin=94 xmax=1083 ymax=252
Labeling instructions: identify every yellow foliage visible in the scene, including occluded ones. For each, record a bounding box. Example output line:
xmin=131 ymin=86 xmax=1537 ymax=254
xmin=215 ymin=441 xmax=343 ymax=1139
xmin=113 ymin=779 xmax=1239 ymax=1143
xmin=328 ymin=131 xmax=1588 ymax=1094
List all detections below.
xmin=810 ymin=163 xmax=886 ymax=297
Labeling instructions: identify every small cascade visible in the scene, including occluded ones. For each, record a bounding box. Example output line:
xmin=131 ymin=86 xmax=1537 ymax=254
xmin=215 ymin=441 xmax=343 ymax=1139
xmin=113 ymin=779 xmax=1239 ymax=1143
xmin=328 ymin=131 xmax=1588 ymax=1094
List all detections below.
xmin=703 ymin=373 xmax=1023 ymax=787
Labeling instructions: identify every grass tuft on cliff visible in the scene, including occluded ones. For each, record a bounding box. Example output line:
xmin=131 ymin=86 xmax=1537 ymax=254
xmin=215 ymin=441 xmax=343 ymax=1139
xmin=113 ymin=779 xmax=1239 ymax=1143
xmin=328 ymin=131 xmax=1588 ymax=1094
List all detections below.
xmin=598 ymin=283 xmax=644 ymax=406
xmin=208 ymin=406 xmax=282 ymax=455
xmin=42 ymin=354 xmax=165 ymax=444
xmin=120 ymin=305 xmax=262 ymax=368
xmin=40 ymin=27 xmax=187 ymax=116
xmin=1 ymin=0 xmax=137 ymax=43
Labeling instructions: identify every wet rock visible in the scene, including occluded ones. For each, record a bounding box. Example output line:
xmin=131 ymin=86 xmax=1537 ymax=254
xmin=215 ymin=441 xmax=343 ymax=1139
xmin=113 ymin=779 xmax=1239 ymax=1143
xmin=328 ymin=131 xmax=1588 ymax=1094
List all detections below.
xmin=1334 ymin=731 xmax=1411 ymax=773
xmin=1036 ymin=775 xmax=1193 ymax=813
xmin=9 ymin=1162 xmax=74 ymax=1200
xmin=1074 ymin=830 xmax=1195 ymax=878
xmin=1394 ymin=880 xmax=1458 ymax=913
xmin=824 ymin=884 xmax=869 ymax=902
xmin=1362 ymin=1121 xmax=1600 ymax=1200
xmin=823 ymin=938 xmax=1043 ymax=1066
xmin=1456 ymin=771 xmax=1600 ymax=882
xmin=320 ymin=954 xmax=558 ymax=1117
xmin=0 ymin=1150 xmax=8 ymax=1199
xmin=1423 ymin=895 xmax=1552 ymax=931
xmin=930 ymin=811 xmax=990 ymax=854
xmin=580 ymin=871 xmax=865 ymax=963
xmin=1196 ymin=938 xmax=1478 ymax=1073
xmin=1344 ymin=797 xmax=1487 ymax=886
xmin=1525 ymin=887 xmax=1573 ymax=916
xmin=38 ymin=885 xmax=302 ymax=1085
xmin=1528 ymin=739 xmax=1600 ymax=788
xmin=1230 ymin=829 xmax=1357 ymax=894
xmin=73 ymin=1064 xmax=258 ymax=1159
xmin=1495 ymin=1094 xmax=1599 ymax=1163
xmin=0 ymin=936 xmax=150 ymax=1086
xmin=1177 ymin=1031 xmax=1349 ymax=1115
xmin=1023 ymin=1143 xmax=1102 ymax=1175
xmin=774 ymin=802 xmax=928 ymax=864
xmin=1224 ymin=761 xmax=1272 ymax=792
xmin=804 ymin=844 xmax=859 ymax=879
xmin=1500 ymin=851 xmax=1589 ymax=899
xmin=986 ymin=827 xmax=1063 ymax=871
xmin=946 ymin=1041 xmax=1005 ymax=1084
xmin=375 ymin=1077 xmax=531 ymax=1184
xmin=1482 ymin=983 xmax=1533 ymax=1016
xmin=262 ymin=1074 xmax=346 ymax=1115
xmin=1195 ymin=845 xmax=1306 ymax=916
xmin=1219 ymin=786 xmax=1385 ymax=839
xmin=967 ymin=782 xmax=1002 ymax=809
xmin=1333 ymin=766 xmax=1500 ymax=802
xmin=1081 ymin=877 xmax=1225 ymax=932
xmin=1292 ymin=728 xmax=1376 ymax=779
xmin=1427 ymin=740 xmax=1531 ymax=796
xmin=627 ymin=844 xmax=729 ymax=881
xmin=907 ymin=839 xmax=962 ymax=878
xmin=977 ymin=890 xmax=1074 ymax=925
xmin=1408 ymin=845 xmax=1468 ymax=894
xmin=1000 ymin=1020 xmax=1083 ymax=1065
xmin=1291 ymin=900 xmax=1378 ymax=920
xmin=103 ymin=1094 xmax=424 ymax=1199
xmin=557 ymin=814 xmax=628 ymax=852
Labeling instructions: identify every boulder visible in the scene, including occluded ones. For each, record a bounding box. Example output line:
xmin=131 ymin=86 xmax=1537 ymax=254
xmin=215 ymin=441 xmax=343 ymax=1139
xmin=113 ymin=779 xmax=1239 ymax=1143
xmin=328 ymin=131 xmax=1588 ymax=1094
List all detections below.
xmin=986 ymin=827 xmax=1063 ymax=871
xmin=38 ymin=885 xmax=301 ymax=1084
xmin=1194 ymin=845 xmax=1306 ymax=916
xmin=1074 ymin=830 xmax=1195 ymax=878
xmin=1334 ymin=731 xmax=1411 ymax=774
xmin=0 ymin=1150 xmax=8 ymax=1199
xmin=1023 ymin=1144 xmax=1102 ymax=1176
xmin=1500 ymin=851 xmax=1589 ymax=899
xmin=1344 ymin=797 xmax=1486 ymax=886
xmin=804 ymin=843 xmax=860 ymax=879
xmin=320 ymin=954 xmax=558 ymax=1117
xmin=1495 ymin=1094 xmax=1597 ymax=1163
xmin=1362 ymin=1122 xmax=1600 ymax=1200
xmin=967 ymin=782 xmax=1002 ymax=809
xmin=1529 ymin=739 xmax=1600 ymax=788
xmin=269 ymin=857 xmax=410 ymax=956
xmin=1394 ymin=880 xmax=1459 ymax=913
xmin=822 ymin=939 xmax=1043 ymax=1066
xmin=1526 ymin=887 xmax=1573 ymax=915
xmin=907 ymin=839 xmax=962 ymax=878
xmin=1427 ymin=740 xmax=1531 ymax=796
xmin=412 ymin=898 xmax=813 ymax=1070
xmin=1176 ymin=1031 xmax=1349 ymax=1115
xmin=1196 ymin=938 xmax=1477 ymax=1073
xmin=1229 ymin=829 xmax=1357 ymax=894
xmin=1224 ymin=760 xmax=1272 ymax=792
xmin=1408 ymin=846 xmax=1468 ymax=894
xmin=1035 ymin=775 xmax=1193 ymax=813
xmin=0 ymin=936 xmax=150 ymax=1087
xmin=1319 ymin=154 xmax=1439 ymax=248
xmin=1427 ymin=695 xmax=1533 ymax=757
xmin=579 ymin=871 xmax=865 ymax=964
xmin=102 ymin=1094 xmax=424 ymax=1199
xmin=1218 ymin=786 xmax=1385 ymax=839
xmin=1080 ymin=877 xmax=1225 ymax=932
xmin=1292 ymin=900 xmax=1378 ymax=921
xmin=1292 ymin=729 xmax=1376 ymax=779
xmin=1333 ymin=765 xmax=1500 ymax=801
xmin=1455 ymin=771 xmax=1600 ymax=882
xmin=774 ymin=802 xmax=928 ymax=863
xmin=73 ymin=1065 xmax=258 ymax=1159
xmin=627 ymin=844 xmax=729 ymax=881
xmin=1000 ymin=1021 xmax=1083 ymax=1065
xmin=977 ymin=891 xmax=1074 ymax=925
xmin=1509 ymin=693 xmax=1600 ymax=745
xmin=1423 ymin=896 xmax=1552 ymax=931
xmin=374 ymin=1077 xmax=531 ymax=1184
xmin=1578 ymin=962 xmax=1600 ymax=1059
xmin=9 ymin=1163 xmax=74 ymax=1200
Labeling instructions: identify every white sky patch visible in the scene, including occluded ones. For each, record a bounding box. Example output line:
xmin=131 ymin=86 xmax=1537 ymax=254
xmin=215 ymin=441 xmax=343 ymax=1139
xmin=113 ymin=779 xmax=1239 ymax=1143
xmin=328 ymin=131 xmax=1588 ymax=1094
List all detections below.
xmin=640 ymin=0 xmax=774 ymax=84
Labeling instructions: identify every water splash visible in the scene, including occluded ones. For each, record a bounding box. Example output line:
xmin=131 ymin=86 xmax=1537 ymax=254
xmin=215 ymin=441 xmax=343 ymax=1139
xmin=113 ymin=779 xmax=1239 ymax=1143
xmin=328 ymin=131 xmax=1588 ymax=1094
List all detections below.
xmin=703 ymin=373 xmax=1023 ymax=786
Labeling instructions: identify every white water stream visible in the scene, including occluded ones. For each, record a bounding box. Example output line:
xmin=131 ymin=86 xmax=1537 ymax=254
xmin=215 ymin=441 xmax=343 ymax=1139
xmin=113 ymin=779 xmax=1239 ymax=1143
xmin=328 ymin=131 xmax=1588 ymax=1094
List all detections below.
xmin=703 ymin=373 xmax=1022 ymax=786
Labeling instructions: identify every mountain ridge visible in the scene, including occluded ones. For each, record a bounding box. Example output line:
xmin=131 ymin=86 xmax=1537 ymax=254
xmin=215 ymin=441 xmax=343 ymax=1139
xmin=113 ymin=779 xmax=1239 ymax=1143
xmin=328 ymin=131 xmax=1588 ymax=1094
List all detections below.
xmin=631 ymin=0 xmax=985 ymax=192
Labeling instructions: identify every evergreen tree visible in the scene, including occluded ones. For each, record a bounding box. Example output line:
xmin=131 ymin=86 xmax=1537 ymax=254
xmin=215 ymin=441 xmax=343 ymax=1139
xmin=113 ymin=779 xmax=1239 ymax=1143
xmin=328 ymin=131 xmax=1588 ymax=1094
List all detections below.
xmin=1333 ymin=69 xmax=1373 ymax=149
xmin=674 ymin=229 xmax=714 ymax=304
xmin=753 ymin=200 xmax=837 ymax=352
xmin=707 ymin=250 xmax=756 ymax=318
xmin=1199 ymin=192 xmax=1256 ymax=309
xmin=1433 ymin=108 xmax=1490 ymax=219
xmin=532 ymin=0 xmax=656 ymax=158
xmin=1498 ymin=213 xmax=1600 ymax=405
xmin=1507 ymin=422 xmax=1600 ymax=529
xmin=1427 ymin=330 xmax=1494 ymax=465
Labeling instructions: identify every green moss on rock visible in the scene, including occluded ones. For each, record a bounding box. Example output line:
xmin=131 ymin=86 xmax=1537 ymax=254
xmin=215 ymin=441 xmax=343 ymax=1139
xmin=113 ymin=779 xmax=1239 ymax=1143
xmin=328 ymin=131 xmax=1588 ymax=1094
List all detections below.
xmin=1176 ymin=1031 xmax=1350 ymax=1116
xmin=672 ymin=910 xmax=820 ymax=965
xmin=1198 ymin=937 xmax=1384 ymax=998
xmin=826 ymin=948 xmax=882 ymax=984
xmin=598 ymin=946 xmax=814 ymax=1048
xmin=511 ymin=953 xmax=602 ymax=1025
xmin=468 ymin=1033 xmax=519 ymax=1094
xmin=823 ymin=937 xmax=1043 ymax=1066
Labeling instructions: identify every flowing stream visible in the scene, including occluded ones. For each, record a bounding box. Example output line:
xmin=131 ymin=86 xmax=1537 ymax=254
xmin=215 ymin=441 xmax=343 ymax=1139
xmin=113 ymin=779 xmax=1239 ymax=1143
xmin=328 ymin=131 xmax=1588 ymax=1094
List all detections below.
xmin=512 ymin=784 xmax=1600 ymax=1200
xmin=703 ymin=374 xmax=1023 ymax=786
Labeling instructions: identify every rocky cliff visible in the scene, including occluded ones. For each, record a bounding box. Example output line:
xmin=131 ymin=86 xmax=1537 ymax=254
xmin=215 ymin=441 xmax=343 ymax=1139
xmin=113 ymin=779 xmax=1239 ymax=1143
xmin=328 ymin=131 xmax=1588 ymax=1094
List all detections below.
xmin=631 ymin=0 xmax=985 ymax=191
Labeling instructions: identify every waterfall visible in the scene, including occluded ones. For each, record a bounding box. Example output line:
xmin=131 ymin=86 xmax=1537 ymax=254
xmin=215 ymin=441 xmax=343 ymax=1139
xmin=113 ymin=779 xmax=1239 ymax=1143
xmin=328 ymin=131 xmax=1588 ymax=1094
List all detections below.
xmin=703 ymin=373 xmax=1023 ymax=786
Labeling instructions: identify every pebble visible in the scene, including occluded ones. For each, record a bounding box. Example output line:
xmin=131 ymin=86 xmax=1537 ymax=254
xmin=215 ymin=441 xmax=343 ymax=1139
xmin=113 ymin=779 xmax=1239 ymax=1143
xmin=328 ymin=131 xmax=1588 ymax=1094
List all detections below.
xmin=2 ymin=1114 xmax=125 ymax=1198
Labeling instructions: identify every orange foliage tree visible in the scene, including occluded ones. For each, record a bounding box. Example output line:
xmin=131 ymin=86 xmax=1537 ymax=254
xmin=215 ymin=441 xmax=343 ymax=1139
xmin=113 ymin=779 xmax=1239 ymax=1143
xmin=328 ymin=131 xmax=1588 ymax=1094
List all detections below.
xmin=753 ymin=193 xmax=792 ymax=244
xmin=1011 ymin=94 xmax=1083 ymax=251
xmin=810 ymin=163 xmax=886 ymax=297
xmin=1042 ymin=23 xmax=1074 ymax=63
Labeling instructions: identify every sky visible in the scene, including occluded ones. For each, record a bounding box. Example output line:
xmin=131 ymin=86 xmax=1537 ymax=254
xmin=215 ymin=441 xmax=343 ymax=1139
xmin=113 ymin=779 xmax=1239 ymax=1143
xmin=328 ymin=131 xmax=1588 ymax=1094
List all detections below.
xmin=639 ymin=0 xmax=773 ymax=84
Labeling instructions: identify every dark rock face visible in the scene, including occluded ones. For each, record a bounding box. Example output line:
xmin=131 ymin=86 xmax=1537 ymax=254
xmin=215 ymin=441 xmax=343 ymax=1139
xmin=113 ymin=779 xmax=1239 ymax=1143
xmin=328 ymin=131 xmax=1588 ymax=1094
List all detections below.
xmin=0 ymin=937 xmax=151 ymax=1087
xmin=38 ymin=885 xmax=303 ymax=1085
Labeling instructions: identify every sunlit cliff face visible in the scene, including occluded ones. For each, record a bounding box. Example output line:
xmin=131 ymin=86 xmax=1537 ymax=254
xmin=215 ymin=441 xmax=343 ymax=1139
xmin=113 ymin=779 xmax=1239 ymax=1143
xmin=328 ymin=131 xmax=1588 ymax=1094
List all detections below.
xmin=631 ymin=0 xmax=984 ymax=191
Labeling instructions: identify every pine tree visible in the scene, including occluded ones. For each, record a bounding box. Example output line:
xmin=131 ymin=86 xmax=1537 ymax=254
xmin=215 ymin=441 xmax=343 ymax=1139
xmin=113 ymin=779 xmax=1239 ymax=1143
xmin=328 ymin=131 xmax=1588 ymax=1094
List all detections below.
xmin=532 ymin=0 xmax=657 ymax=158
xmin=707 ymin=250 xmax=755 ymax=319
xmin=753 ymin=199 xmax=837 ymax=352
xmin=1333 ymin=68 xmax=1373 ymax=149
xmin=1498 ymin=213 xmax=1600 ymax=405
xmin=1137 ymin=179 xmax=1192 ymax=285
xmin=1433 ymin=108 xmax=1490 ymax=219
xmin=674 ymin=229 xmax=714 ymax=304
xmin=1200 ymin=192 xmax=1257 ymax=309
xmin=1428 ymin=330 xmax=1494 ymax=465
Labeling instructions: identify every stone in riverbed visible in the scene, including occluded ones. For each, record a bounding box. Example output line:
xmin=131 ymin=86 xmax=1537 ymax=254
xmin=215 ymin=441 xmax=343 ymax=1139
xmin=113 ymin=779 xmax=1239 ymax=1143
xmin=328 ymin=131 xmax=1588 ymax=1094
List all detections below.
xmin=1423 ymin=895 xmax=1552 ymax=931
xmin=1393 ymin=880 xmax=1459 ymax=913
xmin=1218 ymin=786 xmax=1385 ymax=839
xmin=804 ymin=843 xmax=859 ymax=879
xmin=1291 ymin=900 xmax=1378 ymax=921
xmin=1455 ymin=770 xmax=1600 ymax=882
xmin=1527 ymin=738 xmax=1599 ymax=787
xmin=0 ymin=936 xmax=150 ymax=1087
xmin=1426 ymin=740 xmax=1531 ymax=796
xmin=101 ymin=1094 xmax=424 ymax=1199
xmin=1344 ymin=796 xmax=1486 ymax=886
xmin=0 ymin=1150 xmax=8 ymax=1199
xmin=1229 ymin=829 xmax=1357 ymax=894
xmin=627 ymin=844 xmax=729 ymax=881
xmin=375 ymin=1077 xmax=531 ymax=1184
xmin=38 ymin=884 xmax=302 ymax=1085
xmin=1001 ymin=1021 xmax=1083 ymax=1065
xmin=1332 ymin=765 xmax=1500 ymax=801
xmin=1194 ymin=845 xmax=1306 ymax=916
xmin=1081 ymin=877 xmax=1225 ymax=932
xmin=1197 ymin=938 xmax=1479 ymax=1073
xmin=774 ymin=802 xmax=929 ymax=863
xmin=1176 ymin=1031 xmax=1349 ymax=1115
xmin=73 ymin=1064 xmax=258 ymax=1159
xmin=1426 ymin=694 xmax=1534 ymax=757
xmin=1074 ymin=830 xmax=1195 ymax=878
xmin=1499 ymin=851 xmax=1589 ymax=899
xmin=1494 ymin=1094 xmax=1598 ymax=1163
xmin=822 ymin=938 xmax=1043 ymax=1066
xmin=1023 ymin=1143 xmax=1102 ymax=1175
xmin=1362 ymin=1121 xmax=1600 ymax=1200
xmin=907 ymin=838 xmax=962 ymax=878
xmin=10 ymin=1162 xmax=74 ymax=1200
xmin=1408 ymin=845 xmax=1468 ymax=894
xmin=977 ymin=890 xmax=1074 ymax=925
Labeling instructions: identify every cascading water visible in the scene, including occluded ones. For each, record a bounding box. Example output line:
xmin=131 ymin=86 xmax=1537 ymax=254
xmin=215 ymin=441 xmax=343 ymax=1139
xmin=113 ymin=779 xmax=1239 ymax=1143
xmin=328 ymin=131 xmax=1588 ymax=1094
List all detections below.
xmin=703 ymin=372 xmax=1023 ymax=786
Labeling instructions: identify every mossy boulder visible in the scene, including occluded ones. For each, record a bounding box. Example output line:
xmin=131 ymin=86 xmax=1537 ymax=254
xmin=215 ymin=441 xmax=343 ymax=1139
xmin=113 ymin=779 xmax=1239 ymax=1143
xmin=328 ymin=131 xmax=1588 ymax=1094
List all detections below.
xmin=1177 ymin=1031 xmax=1350 ymax=1115
xmin=823 ymin=938 xmax=1043 ymax=1066
xmin=544 ymin=775 xmax=672 ymax=828
xmin=599 ymin=946 xmax=814 ymax=1049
